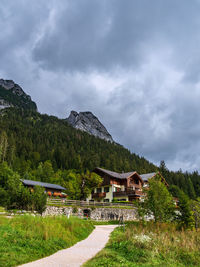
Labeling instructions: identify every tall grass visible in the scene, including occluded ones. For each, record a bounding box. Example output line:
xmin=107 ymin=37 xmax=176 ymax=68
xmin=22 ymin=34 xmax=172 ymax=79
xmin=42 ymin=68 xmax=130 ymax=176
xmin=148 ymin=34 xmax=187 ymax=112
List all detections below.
xmin=0 ymin=215 xmax=94 ymax=267
xmin=0 ymin=207 xmax=5 ymax=213
xmin=84 ymin=222 xmax=200 ymax=267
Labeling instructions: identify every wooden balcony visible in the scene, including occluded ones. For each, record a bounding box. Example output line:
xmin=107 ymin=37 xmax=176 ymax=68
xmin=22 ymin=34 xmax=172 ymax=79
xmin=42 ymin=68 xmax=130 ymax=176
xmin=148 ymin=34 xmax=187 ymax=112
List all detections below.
xmin=92 ymin=192 xmax=106 ymax=199
xmin=113 ymin=188 xmax=143 ymax=197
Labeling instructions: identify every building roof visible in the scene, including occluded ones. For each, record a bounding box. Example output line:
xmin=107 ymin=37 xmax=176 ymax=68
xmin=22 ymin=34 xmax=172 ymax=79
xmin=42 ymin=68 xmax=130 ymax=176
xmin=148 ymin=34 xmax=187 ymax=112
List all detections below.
xmin=95 ymin=167 xmax=137 ymax=179
xmin=95 ymin=168 xmax=159 ymax=184
xmin=140 ymin=172 xmax=157 ymax=182
xmin=21 ymin=179 xmax=66 ymax=190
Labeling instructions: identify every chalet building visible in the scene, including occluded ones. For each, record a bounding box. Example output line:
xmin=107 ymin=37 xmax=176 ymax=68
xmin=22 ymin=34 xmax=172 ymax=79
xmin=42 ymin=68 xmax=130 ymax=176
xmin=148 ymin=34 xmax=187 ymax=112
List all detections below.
xmin=21 ymin=179 xmax=66 ymax=197
xmin=87 ymin=167 xmax=144 ymax=202
xmin=87 ymin=168 xmax=168 ymax=203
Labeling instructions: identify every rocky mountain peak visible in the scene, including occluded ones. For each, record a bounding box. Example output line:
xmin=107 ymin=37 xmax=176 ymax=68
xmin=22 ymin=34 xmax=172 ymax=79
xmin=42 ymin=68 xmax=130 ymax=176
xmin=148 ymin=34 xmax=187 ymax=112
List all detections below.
xmin=66 ymin=110 xmax=114 ymax=142
xmin=0 ymin=79 xmax=15 ymax=90
xmin=0 ymin=79 xmax=37 ymax=111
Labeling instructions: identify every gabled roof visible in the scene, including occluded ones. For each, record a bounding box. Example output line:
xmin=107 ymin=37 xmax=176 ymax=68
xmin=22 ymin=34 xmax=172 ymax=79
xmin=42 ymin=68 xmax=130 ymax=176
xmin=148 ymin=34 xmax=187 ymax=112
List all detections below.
xmin=94 ymin=167 xmax=136 ymax=179
xmin=21 ymin=179 xmax=66 ymax=190
xmin=140 ymin=172 xmax=168 ymax=186
xmin=140 ymin=172 xmax=157 ymax=182
xmin=94 ymin=168 xmax=144 ymax=184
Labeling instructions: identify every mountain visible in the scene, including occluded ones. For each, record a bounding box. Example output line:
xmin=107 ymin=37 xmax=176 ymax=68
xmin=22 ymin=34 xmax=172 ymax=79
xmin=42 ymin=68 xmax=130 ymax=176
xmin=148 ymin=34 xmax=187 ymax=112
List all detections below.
xmin=66 ymin=111 xmax=114 ymax=142
xmin=0 ymin=79 xmax=37 ymax=111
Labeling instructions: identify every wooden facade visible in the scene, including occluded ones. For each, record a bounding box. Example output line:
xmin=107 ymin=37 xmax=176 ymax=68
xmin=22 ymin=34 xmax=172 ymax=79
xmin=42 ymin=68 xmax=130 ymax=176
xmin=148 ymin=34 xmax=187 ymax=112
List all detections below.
xmin=92 ymin=168 xmax=144 ymax=201
xmin=88 ymin=169 xmax=169 ymax=203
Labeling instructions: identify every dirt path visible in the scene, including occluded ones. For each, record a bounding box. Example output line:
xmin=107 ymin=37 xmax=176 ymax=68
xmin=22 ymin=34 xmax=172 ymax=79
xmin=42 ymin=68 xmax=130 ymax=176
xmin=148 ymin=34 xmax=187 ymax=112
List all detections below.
xmin=19 ymin=225 xmax=117 ymax=267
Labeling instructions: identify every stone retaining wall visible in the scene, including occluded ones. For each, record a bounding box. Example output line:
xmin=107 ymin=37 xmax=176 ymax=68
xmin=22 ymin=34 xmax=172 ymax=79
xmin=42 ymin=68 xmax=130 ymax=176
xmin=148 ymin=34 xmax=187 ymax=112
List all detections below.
xmin=43 ymin=206 xmax=137 ymax=221
xmin=90 ymin=207 xmax=137 ymax=221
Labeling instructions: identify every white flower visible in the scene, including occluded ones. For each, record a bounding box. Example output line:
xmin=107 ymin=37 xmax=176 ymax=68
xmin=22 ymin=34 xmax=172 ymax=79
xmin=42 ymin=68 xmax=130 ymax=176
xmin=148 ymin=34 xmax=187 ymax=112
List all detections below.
xmin=134 ymin=234 xmax=151 ymax=243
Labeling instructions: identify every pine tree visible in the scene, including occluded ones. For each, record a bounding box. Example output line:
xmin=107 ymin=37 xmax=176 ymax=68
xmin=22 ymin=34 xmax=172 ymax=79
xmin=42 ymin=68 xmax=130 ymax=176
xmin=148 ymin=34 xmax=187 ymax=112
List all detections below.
xmin=187 ymin=178 xmax=196 ymax=199
xmin=0 ymin=131 xmax=8 ymax=162
xmin=176 ymin=188 xmax=195 ymax=229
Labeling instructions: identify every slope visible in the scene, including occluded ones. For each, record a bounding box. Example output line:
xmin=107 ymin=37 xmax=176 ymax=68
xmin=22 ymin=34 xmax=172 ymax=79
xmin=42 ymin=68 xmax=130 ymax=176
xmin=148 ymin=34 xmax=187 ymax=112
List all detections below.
xmin=0 ymin=108 xmax=156 ymax=174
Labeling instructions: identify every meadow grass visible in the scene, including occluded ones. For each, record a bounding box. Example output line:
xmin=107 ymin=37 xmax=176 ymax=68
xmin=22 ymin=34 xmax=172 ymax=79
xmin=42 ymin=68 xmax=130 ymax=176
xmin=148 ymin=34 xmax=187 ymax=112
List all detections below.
xmin=0 ymin=215 xmax=94 ymax=267
xmin=0 ymin=207 xmax=5 ymax=212
xmin=84 ymin=222 xmax=200 ymax=267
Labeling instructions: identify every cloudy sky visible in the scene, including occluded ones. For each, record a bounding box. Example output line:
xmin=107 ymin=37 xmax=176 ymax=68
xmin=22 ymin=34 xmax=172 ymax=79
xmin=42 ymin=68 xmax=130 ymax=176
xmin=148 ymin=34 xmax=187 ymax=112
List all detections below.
xmin=1 ymin=0 xmax=200 ymax=172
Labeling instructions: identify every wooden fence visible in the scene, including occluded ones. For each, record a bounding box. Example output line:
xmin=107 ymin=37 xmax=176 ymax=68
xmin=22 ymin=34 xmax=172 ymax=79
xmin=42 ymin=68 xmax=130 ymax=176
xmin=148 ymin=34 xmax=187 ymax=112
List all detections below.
xmin=47 ymin=198 xmax=135 ymax=208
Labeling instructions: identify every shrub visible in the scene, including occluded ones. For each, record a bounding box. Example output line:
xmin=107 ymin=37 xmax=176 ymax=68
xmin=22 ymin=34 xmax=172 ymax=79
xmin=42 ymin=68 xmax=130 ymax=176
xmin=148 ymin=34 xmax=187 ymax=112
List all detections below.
xmin=72 ymin=206 xmax=78 ymax=214
xmin=32 ymin=186 xmax=47 ymax=215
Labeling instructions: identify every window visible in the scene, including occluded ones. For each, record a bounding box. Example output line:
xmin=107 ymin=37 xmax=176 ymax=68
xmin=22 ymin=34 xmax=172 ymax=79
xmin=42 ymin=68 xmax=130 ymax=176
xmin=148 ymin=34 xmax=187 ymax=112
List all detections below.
xmin=97 ymin=188 xmax=102 ymax=193
xmin=104 ymin=187 xmax=109 ymax=193
xmin=134 ymin=179 xmax=139 ymax=184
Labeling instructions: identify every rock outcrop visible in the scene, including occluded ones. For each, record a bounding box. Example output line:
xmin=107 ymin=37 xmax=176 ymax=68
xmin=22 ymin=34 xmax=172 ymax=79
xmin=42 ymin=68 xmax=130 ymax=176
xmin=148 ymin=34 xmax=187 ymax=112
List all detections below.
xmin=0 ymin=79 xmax=37 ymax=111
xmin=0 ymin=99 xmax=12 ymax=110
xmin=66 ymin=111 xmax=114 ymax=142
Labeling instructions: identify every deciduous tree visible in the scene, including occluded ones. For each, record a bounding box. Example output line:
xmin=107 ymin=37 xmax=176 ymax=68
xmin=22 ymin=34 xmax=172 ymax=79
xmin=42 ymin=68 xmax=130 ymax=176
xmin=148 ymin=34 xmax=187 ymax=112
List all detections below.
xmin=142 ymin=175 xmax=175 ymax=222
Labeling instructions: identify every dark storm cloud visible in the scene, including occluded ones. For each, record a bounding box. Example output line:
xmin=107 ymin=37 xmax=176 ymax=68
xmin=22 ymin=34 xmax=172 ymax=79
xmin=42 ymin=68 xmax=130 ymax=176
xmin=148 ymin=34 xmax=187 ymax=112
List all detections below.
xmin=32 ymin=0 xmax=200 ymax=74
xmin=1 ymin=0 xmax=200 ymax=171
xmin=0 ymin=0 xmax=51 ymax=82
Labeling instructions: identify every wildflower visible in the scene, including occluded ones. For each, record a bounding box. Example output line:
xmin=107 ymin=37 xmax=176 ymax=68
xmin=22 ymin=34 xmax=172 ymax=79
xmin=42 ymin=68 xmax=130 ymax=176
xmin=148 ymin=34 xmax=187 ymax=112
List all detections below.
xmin=134 ymin=234 xmax=151 ymax=243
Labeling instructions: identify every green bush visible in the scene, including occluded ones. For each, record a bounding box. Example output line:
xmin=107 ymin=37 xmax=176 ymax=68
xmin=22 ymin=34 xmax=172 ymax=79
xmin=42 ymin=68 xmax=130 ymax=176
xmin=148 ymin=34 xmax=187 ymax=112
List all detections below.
xmin=72 ymin=206 xmax=78 ymax=213
xmin=32 ymin=186 xmax=47 ymax=215
xmin=0 ymin=163 xmax=47 ymax=213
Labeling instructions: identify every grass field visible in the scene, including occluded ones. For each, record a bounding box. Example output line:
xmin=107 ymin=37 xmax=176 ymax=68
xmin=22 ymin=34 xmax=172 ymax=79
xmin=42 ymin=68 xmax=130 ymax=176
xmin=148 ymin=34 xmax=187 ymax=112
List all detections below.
xmin=0 ymin=215 xmax=94 ymax=267
xmin=0 ymin=207 xmax=5 ymax=212
xmin=84 ymin=222 xmax=200 ymax=267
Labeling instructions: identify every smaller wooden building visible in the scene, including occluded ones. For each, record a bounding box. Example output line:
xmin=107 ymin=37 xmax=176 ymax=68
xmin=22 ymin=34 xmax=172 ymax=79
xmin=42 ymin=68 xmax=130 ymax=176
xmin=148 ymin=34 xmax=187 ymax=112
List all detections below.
xmin=21 ymin=179 xmax=66 ymax=197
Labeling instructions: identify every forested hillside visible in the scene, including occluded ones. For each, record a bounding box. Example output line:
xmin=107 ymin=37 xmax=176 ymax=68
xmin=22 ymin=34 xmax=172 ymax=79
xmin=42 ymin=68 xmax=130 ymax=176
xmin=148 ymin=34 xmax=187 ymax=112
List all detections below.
xmin=0 ymin=107 xmax=199 ymax=199
xmin=0 ymin=108 xmax=156 ymax=173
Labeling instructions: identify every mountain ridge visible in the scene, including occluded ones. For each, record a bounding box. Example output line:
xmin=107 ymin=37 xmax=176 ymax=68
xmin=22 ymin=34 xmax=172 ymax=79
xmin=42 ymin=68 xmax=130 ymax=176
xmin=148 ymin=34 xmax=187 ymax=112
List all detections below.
xmin=0 ymin=79 xmax=113 ymax=143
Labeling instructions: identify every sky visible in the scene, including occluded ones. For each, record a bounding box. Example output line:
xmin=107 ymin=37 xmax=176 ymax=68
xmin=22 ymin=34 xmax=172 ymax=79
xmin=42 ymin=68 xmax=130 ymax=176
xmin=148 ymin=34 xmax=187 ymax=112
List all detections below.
xmin=1 ymin=0 xmax=200 ymax=172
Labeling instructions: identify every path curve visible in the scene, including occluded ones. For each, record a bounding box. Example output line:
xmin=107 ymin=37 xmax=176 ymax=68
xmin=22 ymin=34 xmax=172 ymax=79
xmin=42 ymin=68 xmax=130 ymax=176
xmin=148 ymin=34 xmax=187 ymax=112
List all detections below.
xmin=19 ymin=225 xmax=117 ymax=267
